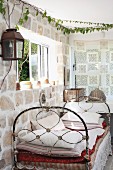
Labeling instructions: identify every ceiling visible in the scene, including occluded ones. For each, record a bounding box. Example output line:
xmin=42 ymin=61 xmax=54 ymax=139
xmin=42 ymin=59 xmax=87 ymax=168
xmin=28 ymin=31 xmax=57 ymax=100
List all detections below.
xmin=23 ymin=0 xmax=113 ymax=28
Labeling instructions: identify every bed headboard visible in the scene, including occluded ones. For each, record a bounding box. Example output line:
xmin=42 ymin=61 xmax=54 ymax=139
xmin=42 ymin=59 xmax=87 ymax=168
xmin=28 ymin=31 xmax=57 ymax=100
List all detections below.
xmin=12 ymin=106 xmax=89 ymax=141
xmin=63 ymin=100 xmax=111 ymax=127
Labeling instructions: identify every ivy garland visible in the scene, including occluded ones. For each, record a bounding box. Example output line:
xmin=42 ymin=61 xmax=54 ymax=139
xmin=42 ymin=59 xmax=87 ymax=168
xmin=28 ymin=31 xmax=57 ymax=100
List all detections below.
xmin=0 ymin=0 xmax=113 ymax=34
xmin=40 ymin=10 xmax=113 ymax=34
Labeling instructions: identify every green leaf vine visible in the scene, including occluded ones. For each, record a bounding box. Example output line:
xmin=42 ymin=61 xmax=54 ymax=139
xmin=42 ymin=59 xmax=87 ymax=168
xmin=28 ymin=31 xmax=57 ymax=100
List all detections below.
xmin=0 ymin=0 xmax=31 ymax=28
xmin=0 ymin=0 xmax=6 ymax=15
xmin=41 ymin=11 xmax=113 ymax=34
xmin=19 ymin=7 xmax=30 ymax=25
xmin=0 ymin=0 xmax=113 ymax=34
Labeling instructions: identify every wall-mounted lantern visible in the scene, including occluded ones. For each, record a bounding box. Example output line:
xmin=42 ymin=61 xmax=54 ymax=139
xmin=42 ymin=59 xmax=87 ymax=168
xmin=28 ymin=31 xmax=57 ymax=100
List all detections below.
xmin=1 ymin=28 xmax=24 ymax=60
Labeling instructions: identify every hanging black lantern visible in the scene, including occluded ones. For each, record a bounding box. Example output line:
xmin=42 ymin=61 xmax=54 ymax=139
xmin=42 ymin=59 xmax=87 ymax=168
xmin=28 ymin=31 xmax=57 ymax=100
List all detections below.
xmin=1 ymin=28 xmax=24 ymax=60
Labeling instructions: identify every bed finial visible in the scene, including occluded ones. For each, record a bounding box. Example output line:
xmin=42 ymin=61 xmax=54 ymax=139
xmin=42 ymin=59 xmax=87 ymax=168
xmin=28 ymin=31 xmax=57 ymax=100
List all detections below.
xmin=39 ymin=90 xmax=46 ymax=107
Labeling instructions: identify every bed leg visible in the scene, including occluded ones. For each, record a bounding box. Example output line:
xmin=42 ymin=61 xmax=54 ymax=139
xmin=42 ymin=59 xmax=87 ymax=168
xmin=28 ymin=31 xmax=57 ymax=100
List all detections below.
xmin=12 ymin=166 xmax=18 ymax=170
xmin=109 ymin=152 xmax=112 ymax=156
xmin=109 ymin=144 xmax=113 ymax=156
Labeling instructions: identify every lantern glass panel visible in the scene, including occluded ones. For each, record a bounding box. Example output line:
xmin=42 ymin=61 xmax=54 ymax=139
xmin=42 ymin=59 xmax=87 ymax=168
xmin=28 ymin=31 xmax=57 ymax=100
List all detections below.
xmin=3 ymin=40 xmax=14 ymax=59
xmin=16 ymin=40 xmax=23 ymax=59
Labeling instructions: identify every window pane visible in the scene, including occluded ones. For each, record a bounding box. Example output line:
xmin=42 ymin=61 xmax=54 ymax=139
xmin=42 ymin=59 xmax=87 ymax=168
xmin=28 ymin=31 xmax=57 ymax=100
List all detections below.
xmin=3 ymin=40 xmax=14 ymax=59
xmin=17 ymin=40 xmax=29 ymax=81
xmin=30 ymin=54 xmax=38 ymax=81
xmin=40 ymin=46 xmax=48 ymax=78
xmin=16 ymin=40 xmax=23 ymax=59
xmin=31 ymin=43 xmax=38 ymax=55
xmin=30 ymin=43 xmax=39 ymax=81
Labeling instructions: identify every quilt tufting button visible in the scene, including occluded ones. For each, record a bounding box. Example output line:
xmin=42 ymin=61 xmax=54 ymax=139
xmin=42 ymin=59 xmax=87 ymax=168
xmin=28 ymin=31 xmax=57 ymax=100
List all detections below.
xmin=46 ymin=128 xmax=51 ymax=132
xmin=58 ymin=136 xmax=62 ymax=140
xmin=36 ymin=135 xmax=40 ymax=139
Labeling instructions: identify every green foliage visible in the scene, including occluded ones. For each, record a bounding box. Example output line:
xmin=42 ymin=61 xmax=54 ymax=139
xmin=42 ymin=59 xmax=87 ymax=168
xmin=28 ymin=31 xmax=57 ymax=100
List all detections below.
xmin=36 ymin=10 xmax=39 ymax=16
xmin=0 ymin=0 xmax=113 ymax=35
xmin=19 ymin=63 xmax=29 ymax=81
xmin=39 ymin=10 xmax=113 ymax=35
xmin=47 ymin=16 xmax=52 ymax=23
xmin=18 ymin=41 xmax=39 ymax=81
xmin=15 ymin=25 xmax=19 ymax=30
xmin=31 ymin=43 xmax=38 ymax=54
xmin=18 ymin=40 xmax=29 ymax=81
xmin=0 ymin=0 xmax=30 ymax=28
xmin=0 ymin=0 xmax=5 ymax=15
xmin=19 ymin=7 xmax=30 ymax=25
xmin=42 ymin=10 xmax=47 ymax=18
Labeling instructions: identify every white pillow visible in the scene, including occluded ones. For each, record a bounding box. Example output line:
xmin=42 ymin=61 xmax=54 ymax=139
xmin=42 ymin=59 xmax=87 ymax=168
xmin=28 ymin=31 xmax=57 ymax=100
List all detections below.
xmin=61 ymin=112 xmax=82 ymax=122
xmin=36 ymin=110 xmax=52 ymax=120
xmin=23 ymin=121 xmax=32 ymax=130
xmin=61 ymin=111 xmax=101 ymax=124
xmin=32 ymin=113 xmax=65 ymax=130
xmin=18 ymin=128 xmax=82 ymax=149
xmin=82 ymin=112 xmax=101 ymax=124
xmin=65 ymin=101 xmax=82 ymax=113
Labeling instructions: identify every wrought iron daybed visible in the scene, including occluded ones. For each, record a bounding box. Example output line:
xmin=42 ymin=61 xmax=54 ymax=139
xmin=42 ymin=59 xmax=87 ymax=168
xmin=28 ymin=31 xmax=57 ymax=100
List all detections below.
xmin=12 ymin=94 xmax=112 ymax=170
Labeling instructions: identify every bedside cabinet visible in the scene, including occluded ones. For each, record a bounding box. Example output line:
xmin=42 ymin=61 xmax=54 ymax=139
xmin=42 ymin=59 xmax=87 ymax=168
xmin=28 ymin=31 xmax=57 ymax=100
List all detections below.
xmin=63 ymin=88 xmax=85 ymax=102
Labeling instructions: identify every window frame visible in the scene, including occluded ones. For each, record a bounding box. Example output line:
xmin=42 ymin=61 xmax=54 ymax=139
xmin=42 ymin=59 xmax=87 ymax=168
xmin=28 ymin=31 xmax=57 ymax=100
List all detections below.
xmin=17 ymin=27 xmax=59 ymax=86
xmin=29 ymin=42 xmax=49 ymax=82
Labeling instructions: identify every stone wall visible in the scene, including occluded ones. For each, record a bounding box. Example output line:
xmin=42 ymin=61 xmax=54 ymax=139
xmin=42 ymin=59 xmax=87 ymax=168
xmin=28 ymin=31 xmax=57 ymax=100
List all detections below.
xmin=0 ymin=1 xmax=70 ymax=169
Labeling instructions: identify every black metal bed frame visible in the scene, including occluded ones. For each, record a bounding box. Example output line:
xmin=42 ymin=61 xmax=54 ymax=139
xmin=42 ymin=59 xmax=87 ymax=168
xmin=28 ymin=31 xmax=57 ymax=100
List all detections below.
xmin=12 ymin=90 xmax=111 ymax=170
xmin=12 ymin=106 xmax=90 ymax=170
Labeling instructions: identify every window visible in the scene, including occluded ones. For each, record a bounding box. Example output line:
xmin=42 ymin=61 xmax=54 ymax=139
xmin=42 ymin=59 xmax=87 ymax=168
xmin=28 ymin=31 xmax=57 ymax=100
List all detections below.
xmin=17 ymin=41 xmax=49 ymax=82
xmin=29 ymin=43 xmax=49 ymax=81
xmin=16 ymin=27 xmax=61 ymax=88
